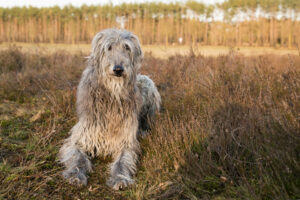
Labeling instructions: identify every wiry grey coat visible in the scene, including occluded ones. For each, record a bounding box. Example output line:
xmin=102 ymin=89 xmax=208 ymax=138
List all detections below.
xmin=58 ymin=28 xmax=161 ymax=190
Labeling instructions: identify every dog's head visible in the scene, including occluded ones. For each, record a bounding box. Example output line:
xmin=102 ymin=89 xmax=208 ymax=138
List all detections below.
xmin=90 ymin=29 xmax=143 ymax=83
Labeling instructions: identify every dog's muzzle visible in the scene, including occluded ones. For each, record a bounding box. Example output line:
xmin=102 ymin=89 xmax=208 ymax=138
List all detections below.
xmin=113 ymin=65 xmax=124 ymax=77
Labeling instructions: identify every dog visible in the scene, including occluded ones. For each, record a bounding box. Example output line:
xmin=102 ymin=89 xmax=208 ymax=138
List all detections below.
xmin=58 ymin=28 xmax=161 ymax=190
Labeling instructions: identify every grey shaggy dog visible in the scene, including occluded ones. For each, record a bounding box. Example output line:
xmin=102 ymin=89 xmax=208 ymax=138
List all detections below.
xmin=58 ymin=28 xmax=161 ymax=190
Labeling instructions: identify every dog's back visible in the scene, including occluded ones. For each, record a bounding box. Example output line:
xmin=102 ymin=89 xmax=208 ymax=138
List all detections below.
xmin=137 ymin=75 xmax=161 ymax=132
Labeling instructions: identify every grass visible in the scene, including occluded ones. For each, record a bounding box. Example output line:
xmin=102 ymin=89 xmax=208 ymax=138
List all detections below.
xmin=0 ymin=46 xmax=299 ymax=199
xmin=0 ymin=43 xmax=299 ymax=59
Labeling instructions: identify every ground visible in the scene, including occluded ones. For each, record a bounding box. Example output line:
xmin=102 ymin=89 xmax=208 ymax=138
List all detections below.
xmin=0 ymin=45 xmax=299 ymax=199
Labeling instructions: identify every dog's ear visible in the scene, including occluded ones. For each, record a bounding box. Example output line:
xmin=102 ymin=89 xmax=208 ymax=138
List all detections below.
xmin=130 ymin=34 xmax=143 ymax=69
xmin=89 ymin=32 xmax=105 ymax=68
xmin=91 ymin=32 xmax=104 ymax=54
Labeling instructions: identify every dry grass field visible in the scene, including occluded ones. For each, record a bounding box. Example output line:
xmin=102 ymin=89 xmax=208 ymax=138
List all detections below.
xmin=0 ymin=43 xmax=299 ymax=58
xmin=0 ymin=46 xmax=299 ymax=199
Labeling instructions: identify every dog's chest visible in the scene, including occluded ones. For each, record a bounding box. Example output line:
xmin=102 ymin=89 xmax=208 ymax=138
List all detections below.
xmin=86 ymin=115 xmax=137 ymax=157
xmin=89 ymin=102 xmax=138 ymax=156
xmin=76 ymin=85 xmax=140 ymax=157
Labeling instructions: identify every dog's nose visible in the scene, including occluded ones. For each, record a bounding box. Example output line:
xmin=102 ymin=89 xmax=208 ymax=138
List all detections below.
xmin=113 ymin=65 xmax=124 ymax=76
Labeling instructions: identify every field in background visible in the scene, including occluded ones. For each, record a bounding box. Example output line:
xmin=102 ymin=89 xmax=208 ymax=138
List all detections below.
xmin=0 ymin=43 xmax=299 ymax=58
xmin=0 ymin=47 xmax=299 ymax=199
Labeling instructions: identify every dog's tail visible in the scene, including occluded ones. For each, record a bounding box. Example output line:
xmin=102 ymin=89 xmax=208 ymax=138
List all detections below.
xmin=136 ymin=75 xmax=161 ymax=132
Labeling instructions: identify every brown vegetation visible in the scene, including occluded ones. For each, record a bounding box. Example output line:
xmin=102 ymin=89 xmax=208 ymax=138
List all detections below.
xmin=0 ymin=47 xmax=299 ymax=199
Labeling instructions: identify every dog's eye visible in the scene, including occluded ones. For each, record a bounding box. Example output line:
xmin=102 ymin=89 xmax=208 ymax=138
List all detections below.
xmin=108 ymin=45 xmax=112 ymax=51
xmin=124 ymin=44 xmax=131 ymax=52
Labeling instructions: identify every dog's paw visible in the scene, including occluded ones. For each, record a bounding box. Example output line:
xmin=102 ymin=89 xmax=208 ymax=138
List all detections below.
xmin=107 ymin=174 xmax=134 ymax=190
xmin=62 ymin=168 xmax=88 ymax=186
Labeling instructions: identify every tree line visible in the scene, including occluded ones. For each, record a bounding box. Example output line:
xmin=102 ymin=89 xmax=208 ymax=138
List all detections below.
xmin=0 ymin=0 xmax=299 ymax=47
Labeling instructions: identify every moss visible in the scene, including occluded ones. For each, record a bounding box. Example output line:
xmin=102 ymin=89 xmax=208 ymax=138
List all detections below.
xmin=0 ymin=163 xmax=12 ymax=174
xmin=4 ymin=173 xmax=18 ymax=182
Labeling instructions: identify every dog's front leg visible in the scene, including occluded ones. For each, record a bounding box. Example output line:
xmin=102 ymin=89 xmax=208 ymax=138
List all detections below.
xmin=59 ymin=141 xmax=93 ymax=186
xmin=107 ymin=149 xmax=138 ymax=190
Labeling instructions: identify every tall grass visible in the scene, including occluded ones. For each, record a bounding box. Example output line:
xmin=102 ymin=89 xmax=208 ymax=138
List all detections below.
xmin=0 ymin=47 xmax=299 ymax=199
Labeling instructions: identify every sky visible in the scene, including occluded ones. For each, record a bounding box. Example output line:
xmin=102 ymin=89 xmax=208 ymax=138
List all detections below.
xmin=0 ymin=0 xmax=225 ymax=8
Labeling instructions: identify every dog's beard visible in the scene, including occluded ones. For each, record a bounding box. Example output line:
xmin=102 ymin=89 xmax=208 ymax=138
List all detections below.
xmin=102 ymin=74 xmax=132 ymax=100
xmin=109 ymin=77 xmax=125 ymax=95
